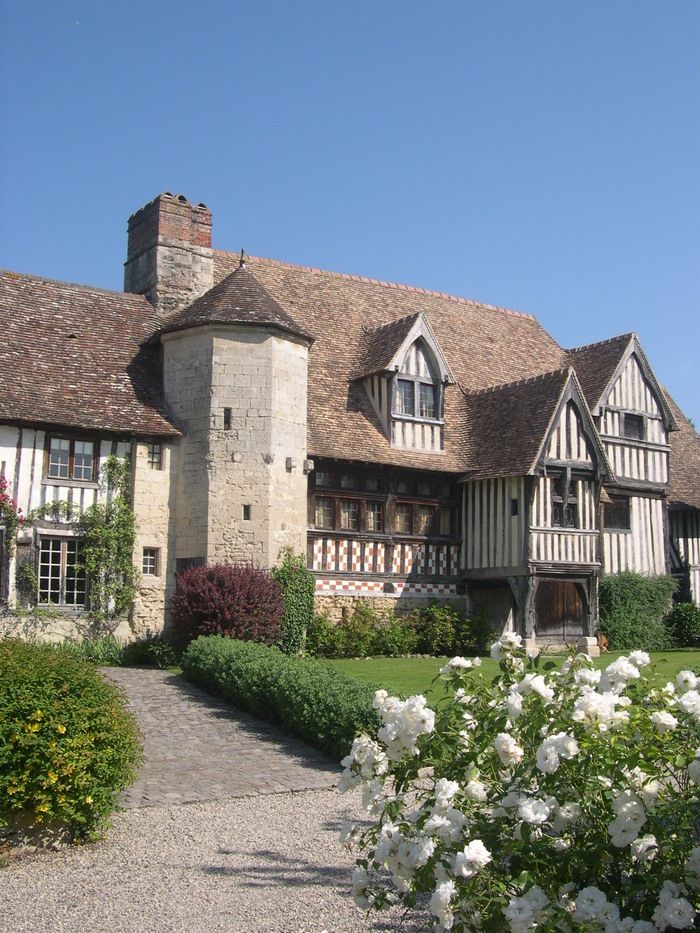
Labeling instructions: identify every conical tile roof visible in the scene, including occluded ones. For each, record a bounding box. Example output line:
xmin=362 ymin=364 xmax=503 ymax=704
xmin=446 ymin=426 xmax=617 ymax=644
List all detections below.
xmin=160 ymin=264 xmax=313 ymax=342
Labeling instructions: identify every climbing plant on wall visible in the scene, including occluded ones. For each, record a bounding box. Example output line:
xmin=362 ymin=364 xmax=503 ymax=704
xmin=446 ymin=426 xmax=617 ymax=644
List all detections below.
xmin=0 ymin=474 xmax=23 ymax=556
xmin=76 ymin=455 xmax=138 ymax=624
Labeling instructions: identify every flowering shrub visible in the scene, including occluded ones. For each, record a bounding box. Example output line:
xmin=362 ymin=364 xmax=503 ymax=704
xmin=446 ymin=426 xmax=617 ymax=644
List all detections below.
xmin=0 ymin=474 xmax=23 ymax=555
xmin=340 ymin=636 xmax=700 ymax=931
xmin=0 ymin=640 xmax=140 ymax=841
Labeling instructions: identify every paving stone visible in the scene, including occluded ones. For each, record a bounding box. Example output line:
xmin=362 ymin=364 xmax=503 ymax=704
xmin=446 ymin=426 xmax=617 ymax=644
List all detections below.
xmin=103 ymin=668 xmax=339 ymax=809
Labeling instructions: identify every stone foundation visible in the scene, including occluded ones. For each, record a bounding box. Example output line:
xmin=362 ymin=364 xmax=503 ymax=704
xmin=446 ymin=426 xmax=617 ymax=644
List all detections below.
xmin=314 ymin=593 xmax=467 ymax=622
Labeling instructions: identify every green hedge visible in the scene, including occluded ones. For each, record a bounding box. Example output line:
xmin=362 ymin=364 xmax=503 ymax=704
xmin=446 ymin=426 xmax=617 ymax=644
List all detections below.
xmin=598 ymin=572 xmax=677 ymax=650
xmin=0 ymin=640 xmax=141 ymax=841
xmin=181 ymin=636 xmax=380 ymax=759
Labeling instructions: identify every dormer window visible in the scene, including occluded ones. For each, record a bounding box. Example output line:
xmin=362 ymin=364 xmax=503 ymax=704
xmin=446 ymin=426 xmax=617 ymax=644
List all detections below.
xmin=392 ymin=342 xmax=442 ymax=423
xmin=358 ymin=313 xmax=454 ymax=453
xmin=622 ymin=413 xmax=645 ymax=440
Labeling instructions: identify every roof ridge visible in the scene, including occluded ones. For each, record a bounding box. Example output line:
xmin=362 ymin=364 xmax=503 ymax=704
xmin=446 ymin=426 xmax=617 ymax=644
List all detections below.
xmin=566 ymin=332 xmax=635 ymax=353
xmin=0 ymin=268 xmax=153 ymax=305
xmin=216 ymin=250 xmax=538 ymax=321
xmin=459 ymin=367 xmax=571 ymax=398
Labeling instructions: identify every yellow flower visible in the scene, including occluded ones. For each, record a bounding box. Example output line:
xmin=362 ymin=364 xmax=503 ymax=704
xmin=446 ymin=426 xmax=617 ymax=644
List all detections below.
xmin=56 ymin=723 xmax=66 ymax=734
xmin=47 ymin=771 xmax=59 ymax=784
xmin=84 ymin=795 xmax=93 ymax=805
xmin=36 ymin=803 xmax=49 ymax=813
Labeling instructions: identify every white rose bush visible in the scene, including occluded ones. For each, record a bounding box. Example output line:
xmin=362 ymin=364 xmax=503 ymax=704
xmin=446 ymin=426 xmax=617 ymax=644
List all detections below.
xmin=339 ymin=636 xmax=700 ymax=930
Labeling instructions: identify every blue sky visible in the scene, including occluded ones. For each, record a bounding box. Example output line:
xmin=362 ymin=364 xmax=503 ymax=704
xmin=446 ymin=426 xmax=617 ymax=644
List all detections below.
xmin=1 ymin=1 xmax=698 ymax=424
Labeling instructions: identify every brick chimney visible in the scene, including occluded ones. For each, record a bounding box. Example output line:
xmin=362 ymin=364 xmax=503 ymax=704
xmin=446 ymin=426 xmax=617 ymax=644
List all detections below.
xmin=124 ymin=193 xmax=214 ymax=315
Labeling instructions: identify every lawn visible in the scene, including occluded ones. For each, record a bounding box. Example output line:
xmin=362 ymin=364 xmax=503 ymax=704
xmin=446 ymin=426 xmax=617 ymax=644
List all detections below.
xmin=326 ymin=649 xmax=700 ymax=700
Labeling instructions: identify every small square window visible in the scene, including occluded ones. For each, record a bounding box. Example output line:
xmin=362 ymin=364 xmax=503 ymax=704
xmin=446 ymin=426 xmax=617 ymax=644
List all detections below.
xmin=511 ymin=498 xmax=519 ymax=517
xmin=604 ymin=496 xmax=631 ymax=531
xmin=622 ymin=413 xmax=644 ymax=440
xmin=147 ymin=443 xmax=163 ymax=470
xmin=142 ymin=548 xmax=159 ymax=576
xmin=340 ymin=474 xmax=358 ymax=489
xmin=315 ymin=471 xmax=332 ymax=487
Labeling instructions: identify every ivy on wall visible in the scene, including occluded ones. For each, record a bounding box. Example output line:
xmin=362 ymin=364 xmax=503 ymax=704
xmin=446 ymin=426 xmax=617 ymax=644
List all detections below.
xmin=76 ymin=455 xmax=138 ymax=624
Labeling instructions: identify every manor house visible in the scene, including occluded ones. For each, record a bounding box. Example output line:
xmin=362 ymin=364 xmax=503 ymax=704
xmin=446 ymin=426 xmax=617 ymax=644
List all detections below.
xmin=1 ymin=192 xmax=698 ymax=643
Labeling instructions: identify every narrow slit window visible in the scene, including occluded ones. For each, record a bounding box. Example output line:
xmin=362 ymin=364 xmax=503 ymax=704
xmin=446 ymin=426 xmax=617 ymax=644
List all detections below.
xmin=223 ymin=408 xmax=232 ymax=430
xmin=242 ymin=504 xmax=252 ymax=521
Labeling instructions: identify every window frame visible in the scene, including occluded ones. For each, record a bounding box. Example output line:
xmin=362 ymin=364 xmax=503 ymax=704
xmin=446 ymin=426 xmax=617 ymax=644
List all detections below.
xmin=38 ymin=536 xmax=87 ymax=607
xmin=550 ymin=471 xmax=579 ymax=530
xmin=146 ymin=443 xmax=163 ymax=470
xmin=46 ymin=436 xmax=97 ymax=483
xmin=603 ymin=495 xmax=631 ymax=532
xmin=392 ymin=374 xmax=443 ymax=423
xmin=142 ymin=547 xmax=160 ymax=576
xmin=622 ymin=413 xmax=645 ymax=441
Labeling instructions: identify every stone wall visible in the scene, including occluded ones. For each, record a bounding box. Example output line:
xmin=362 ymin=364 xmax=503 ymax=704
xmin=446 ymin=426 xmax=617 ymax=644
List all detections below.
xmin=162 ymin=324 xmax=309 ymax=571
xmin=130 ymin=440 xmax=177 ymax=635
xmin=315 ymin=593 xmax=468 ymax=623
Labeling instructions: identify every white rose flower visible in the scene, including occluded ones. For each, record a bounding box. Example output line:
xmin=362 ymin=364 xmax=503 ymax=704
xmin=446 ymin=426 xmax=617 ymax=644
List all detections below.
xmin=650 ymin=710 xmax=678 ymax=732
xmin=440 ymin=656 xmax=474 ymax=675
xmin=433 ymin=777 xmax=460 ymax=811
xmin=351 ymin=865 xmax=370 ymax=908
xmin=676 ymin=670 xmax=698 ymax=693
xmin=575 ymin=886 xmax=613 ymax=922
xmin=464 ymin=779 xmax=488 ymax=802
xmin=453 ymin=839 xmax=492 ymax=878
xmin=653 ymin=895 xmax=697 ymax=930
xmin=518 ymin=797 xmax=551 ymax=824
xmin=429 ymin=879 xmax=457 ymax=926
xmin=506 ymin=690 xmax=524 ymax=719
xmin=629 ymin=650 xmax=651 ymax=668
xmin=630 ymin=833 xmax=657 ymax=863
xmin=677 ymin=689 xmax=700 ymax=719
xmin=494 ymin=732 xmax=525 ymax=767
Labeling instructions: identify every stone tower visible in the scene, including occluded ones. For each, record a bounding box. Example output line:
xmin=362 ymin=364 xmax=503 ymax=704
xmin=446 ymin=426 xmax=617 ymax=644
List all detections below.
xmin=158 ymin=261 xmax=313 ymax=569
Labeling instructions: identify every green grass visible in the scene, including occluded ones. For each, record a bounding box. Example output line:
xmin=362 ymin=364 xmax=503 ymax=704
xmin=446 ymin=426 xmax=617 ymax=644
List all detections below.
xmin=326 ymin=649 xmax=700 ymax=700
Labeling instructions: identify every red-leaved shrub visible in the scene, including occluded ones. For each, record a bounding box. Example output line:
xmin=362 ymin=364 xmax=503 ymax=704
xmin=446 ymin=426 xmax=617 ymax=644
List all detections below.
xmin=170 ymin=564 xmax=283 ymax=649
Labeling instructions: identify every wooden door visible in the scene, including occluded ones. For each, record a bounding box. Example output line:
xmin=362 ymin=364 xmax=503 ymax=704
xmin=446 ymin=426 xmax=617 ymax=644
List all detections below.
xmin=535 ymin=581 xmax=584 ymax=641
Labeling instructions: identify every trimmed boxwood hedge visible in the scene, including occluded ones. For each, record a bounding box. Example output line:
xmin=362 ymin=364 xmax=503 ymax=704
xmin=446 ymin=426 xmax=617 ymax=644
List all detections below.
xmin=181 ymin=636 xmax=380 ymax=759
xmin=0 ymin=640 xmax=141 ymax=842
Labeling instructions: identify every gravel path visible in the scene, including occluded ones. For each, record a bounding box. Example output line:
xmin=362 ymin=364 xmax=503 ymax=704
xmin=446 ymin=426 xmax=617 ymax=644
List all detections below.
xmin=0 ymin=669 xmax=426 ymax=932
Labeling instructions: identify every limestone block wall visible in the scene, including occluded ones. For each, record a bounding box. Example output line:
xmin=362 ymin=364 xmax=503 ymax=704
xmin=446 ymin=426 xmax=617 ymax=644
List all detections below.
xmin=162 ymin=325 xmax=309 ymax=571
xmin=207 ymin=328 xmax=309 ymax=567
xmin=315 ymin=594 xmax=467 ymax=623
xmin=130 ymin=440 xmax=176 ymax=635
xmin=162 ymin=330 xmax=213 ymax=564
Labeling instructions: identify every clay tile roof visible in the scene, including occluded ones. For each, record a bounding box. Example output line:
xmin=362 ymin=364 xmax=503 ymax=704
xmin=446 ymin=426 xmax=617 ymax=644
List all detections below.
xmin=352 ymin=313 xmax=422 ymax=378
xmin=0 ymin=270 xmax=179 ymax=437
xmin=664 ymin=390 xmax=700 ymax=510
xmin=214 ymin=251 xmax=566 ymax=470
xmin=460 ymin=369 xmax=572 ymax=479
xmin=160 ymin=264 xmax=313 ymax=343
xmin=565 ymin=334 xmax=633 ymax=411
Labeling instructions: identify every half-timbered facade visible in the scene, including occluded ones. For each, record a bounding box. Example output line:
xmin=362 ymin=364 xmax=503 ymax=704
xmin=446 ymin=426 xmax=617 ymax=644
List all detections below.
xmin=0 ymin=191 xmax=698 ymax=643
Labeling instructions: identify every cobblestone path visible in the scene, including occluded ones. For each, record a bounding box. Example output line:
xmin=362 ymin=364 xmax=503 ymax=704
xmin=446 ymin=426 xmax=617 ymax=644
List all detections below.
xmin=103 ymin=668 xmax=339 ymax=808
